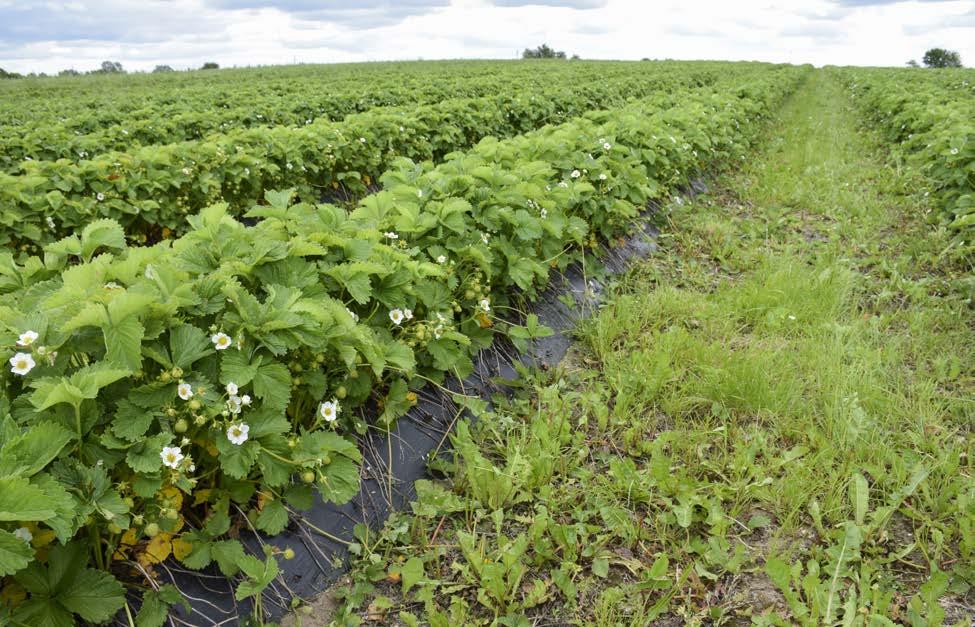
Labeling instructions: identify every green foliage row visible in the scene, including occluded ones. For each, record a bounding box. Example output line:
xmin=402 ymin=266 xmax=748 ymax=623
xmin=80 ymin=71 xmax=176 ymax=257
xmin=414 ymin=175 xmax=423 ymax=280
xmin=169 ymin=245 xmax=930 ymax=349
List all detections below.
xmin=0 ymin=60 xmax=548 ymax=132
xmin=0 ymin=65 xmax=722 ymax=248
xmin=837 ymin=67 xmax=975 ymax=252
xmin=0 ymin=61 xmax=694 ymax=170
xmin=0 ymin=64 xmax=807 ymax=624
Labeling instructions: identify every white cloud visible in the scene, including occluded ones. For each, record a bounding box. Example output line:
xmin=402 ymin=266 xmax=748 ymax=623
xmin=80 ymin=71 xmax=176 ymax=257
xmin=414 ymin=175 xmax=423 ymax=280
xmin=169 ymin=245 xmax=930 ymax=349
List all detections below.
xmin=0 ymin=0 xmax=973 ymax=73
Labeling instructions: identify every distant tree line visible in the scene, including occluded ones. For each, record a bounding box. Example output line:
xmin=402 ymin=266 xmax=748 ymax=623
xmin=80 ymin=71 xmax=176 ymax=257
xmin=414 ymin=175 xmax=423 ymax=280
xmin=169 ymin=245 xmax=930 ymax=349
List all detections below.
xmin=0 ymin=60 xmax=220 ymax=79
xmin=522 ymin=44 xmax=579 ymax=60
xmin=907 ymin=47 xmax=963 ymax=68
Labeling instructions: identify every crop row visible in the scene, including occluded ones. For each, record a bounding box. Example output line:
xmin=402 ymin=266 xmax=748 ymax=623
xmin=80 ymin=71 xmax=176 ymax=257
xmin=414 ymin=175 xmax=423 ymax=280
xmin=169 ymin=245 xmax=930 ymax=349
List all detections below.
xmin=0 ymin=61 xmax=672 ymax=171
xmin=838 ymin=67 xmax=975 ymax=249
xmin=0 ymin=63 xmax=808 ymax=625
xmin=0 ymin=60 xmax=524 ymax=128
xmin=0 ymin=66 xmax=725 ymax=248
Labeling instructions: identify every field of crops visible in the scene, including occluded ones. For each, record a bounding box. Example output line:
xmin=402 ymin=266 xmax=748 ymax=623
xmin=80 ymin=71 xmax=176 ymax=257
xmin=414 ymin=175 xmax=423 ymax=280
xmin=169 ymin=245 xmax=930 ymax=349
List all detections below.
xmin=836 ymin=67 xmax=975 ymax=263
xmin=1 ymin=60 xmax=973 ymax=626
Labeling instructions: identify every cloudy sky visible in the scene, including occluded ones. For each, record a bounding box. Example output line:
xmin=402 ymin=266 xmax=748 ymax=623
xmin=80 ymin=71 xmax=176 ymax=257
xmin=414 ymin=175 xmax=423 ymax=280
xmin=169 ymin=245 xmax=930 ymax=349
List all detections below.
xmin=0 ymin=0 xmax=972 ymax=74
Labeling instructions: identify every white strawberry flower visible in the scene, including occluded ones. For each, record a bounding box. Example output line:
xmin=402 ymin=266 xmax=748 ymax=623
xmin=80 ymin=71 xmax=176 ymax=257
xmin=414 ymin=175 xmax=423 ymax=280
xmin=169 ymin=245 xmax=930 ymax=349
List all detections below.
xmin=570 ymin=170 xmax=581 ymax=178
xmin=599 ymin=173 xmax=607 ymax=181
xmin=16 ymin=330 xmax=39 ymax=347
xmin=161 ymin=446 xmax=184 ymax=468
xmin=177 ymin=383 xmax=194 ymax=401
xmin=96 ymin=192 xmax=105 ymax=201
xmin=13 ymin=527 xmax=32 ymax=544
xmin=319 ymin=399 xmax=340 ymax=422
xmin=479 ymin=299 xmax=491 ymax=313
xmin=436 ymin=255 xmax=447 ymax=264
xmin=241 ymin=394 xmax=252 ymax=406
xmin=389 ymin=309 xmax=405 ymax=325
xmin=9 ymin=353 xmax=35 ymax=376
xmin=384 ymin=231 xmax=399 ymax=240
xmin=603 ymin=142 xmax=611 ymax=150
xmin=359 ymin=137 xmax=366 ymax=143
xmin=346 ymin=308 xmax=360 ymax=323
xmin=404 ymin=309 xmax=414 ymax=320
xmin=211 ymin=332 xmax=232 ymax=350
xmin=540 ymin=208 xmax=548 ymax=219
xmin=226 ymin=382 xmax=239 ymax=395
xmin=226 ymin=422 xmax=249 ymax=445
xmin=227 ymin=395 xmax=243 ymax=414
xmin=481 ymin=232 xmax=490 ymax=244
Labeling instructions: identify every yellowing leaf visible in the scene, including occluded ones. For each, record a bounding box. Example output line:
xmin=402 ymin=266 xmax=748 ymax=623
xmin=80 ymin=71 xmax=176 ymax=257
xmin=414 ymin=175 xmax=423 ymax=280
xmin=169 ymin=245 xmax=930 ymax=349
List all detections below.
xmin=113 ymin=527 xmax=138 ymax=561
xmin=159 ymin=486 xmax=184 ymax=511
xmin=171 ymin=536 xmax=193 ymax=561
xmin=193 ymin=489 xmax=213 ymax=506
xmin=138 ymin=532 xmax=173 ymax=566
xmin=31 ymin=529 xmax=57 ymax=549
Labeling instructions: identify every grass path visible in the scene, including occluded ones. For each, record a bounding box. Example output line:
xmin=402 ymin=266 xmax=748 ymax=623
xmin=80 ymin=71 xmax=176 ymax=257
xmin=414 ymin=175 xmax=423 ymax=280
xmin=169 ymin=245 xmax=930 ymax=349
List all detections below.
xmin=315 ymin=71 xmax=974 ymax=626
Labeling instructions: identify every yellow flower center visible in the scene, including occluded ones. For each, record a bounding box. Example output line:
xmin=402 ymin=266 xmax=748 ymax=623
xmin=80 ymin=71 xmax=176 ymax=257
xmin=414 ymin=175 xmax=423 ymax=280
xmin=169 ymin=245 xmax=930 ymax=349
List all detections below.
xmin=324 ymin=408 xmax=332 ymax=416
xmin=166 ymin=454 xmax=177 ymax=464
xmin=16 ymin=359 xmax=27 ymax=369
xmin=231 ymin=427 xmax=242 ymax=437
